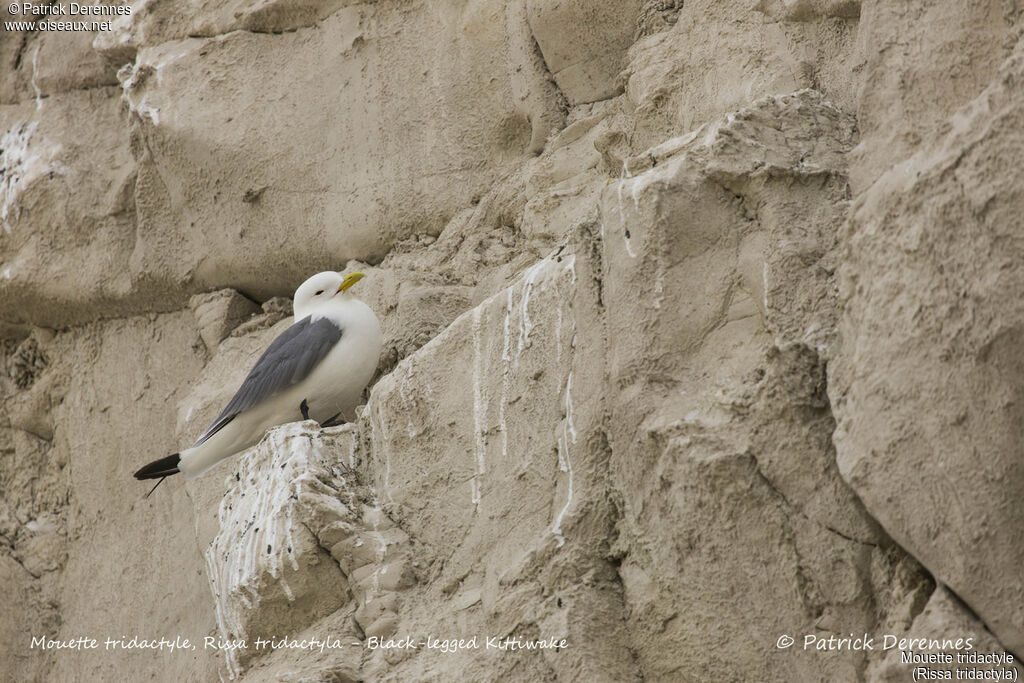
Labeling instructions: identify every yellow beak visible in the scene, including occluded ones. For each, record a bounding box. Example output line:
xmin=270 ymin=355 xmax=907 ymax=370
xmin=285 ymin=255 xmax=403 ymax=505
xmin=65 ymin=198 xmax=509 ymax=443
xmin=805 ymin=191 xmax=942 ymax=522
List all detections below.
xmin=337 ymin=272 xmax=365 ymax=293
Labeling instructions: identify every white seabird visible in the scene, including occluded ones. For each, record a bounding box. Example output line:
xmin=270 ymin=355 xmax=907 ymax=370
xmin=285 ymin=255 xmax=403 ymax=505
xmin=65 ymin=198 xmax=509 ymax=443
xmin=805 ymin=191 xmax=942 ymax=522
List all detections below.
xmin=134 ymin=271 xmax=382 ymax=483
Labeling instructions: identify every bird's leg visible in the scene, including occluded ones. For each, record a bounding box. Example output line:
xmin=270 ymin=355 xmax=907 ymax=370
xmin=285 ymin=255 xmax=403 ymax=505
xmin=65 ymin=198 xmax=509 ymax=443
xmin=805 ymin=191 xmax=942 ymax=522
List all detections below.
xmin=320 ymin=412 xmax=347 ymax=428
xmin=144 ymin=476 xmax=168 ymax=498
xmin=300 ymin=399 xmax=310 ymax=421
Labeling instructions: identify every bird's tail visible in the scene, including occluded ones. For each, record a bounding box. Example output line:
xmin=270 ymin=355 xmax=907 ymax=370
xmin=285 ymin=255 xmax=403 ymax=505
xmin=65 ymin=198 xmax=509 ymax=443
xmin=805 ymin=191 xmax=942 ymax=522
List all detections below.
xmin=134 ymin=453 xmax=181 ymax=480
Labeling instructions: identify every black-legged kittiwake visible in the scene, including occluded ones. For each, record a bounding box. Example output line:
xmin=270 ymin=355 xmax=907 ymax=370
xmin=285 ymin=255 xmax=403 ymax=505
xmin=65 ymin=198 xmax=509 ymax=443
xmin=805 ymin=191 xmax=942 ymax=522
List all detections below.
xmin=134 ymin=271 xmax=382 ymax=484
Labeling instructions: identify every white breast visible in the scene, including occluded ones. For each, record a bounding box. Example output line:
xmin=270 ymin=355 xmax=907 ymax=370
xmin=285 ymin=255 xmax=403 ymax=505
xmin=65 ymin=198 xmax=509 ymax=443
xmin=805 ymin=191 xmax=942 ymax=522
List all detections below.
xmin=304 ymin=297 xmax=383 ymax=422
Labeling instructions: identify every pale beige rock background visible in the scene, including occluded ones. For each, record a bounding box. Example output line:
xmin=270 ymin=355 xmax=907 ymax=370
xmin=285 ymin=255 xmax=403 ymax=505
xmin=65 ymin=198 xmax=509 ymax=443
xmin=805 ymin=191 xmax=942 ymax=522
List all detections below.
xmin=2 ymin=0 xmax=1023 ymax=681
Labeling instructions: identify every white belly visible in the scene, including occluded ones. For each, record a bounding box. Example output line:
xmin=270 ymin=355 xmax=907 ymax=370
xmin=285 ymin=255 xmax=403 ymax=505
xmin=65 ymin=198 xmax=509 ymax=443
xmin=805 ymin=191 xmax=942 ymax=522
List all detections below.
xmin=300 ymin=318 xmax=382 ymax=422
xmin=178 ymin=296 xmax=382 ymax=479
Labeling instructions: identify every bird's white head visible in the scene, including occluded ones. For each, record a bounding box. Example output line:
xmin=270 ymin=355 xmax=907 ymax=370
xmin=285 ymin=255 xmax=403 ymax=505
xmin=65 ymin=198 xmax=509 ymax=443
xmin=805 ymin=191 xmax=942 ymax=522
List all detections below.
xmin=293 ymin=271 xmax=365 ymax=319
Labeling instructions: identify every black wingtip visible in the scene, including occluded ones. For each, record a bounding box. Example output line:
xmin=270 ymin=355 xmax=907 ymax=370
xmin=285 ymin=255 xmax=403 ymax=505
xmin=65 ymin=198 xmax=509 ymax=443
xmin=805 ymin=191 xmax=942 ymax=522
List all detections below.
xmin=134 ymin=453 xmax=181 ymax=480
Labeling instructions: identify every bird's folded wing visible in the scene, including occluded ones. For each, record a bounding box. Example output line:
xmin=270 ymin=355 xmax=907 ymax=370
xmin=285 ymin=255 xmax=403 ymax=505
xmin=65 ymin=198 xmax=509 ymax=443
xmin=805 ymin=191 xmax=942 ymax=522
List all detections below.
xmin=193 ymin=315 xmax=343 ymax=447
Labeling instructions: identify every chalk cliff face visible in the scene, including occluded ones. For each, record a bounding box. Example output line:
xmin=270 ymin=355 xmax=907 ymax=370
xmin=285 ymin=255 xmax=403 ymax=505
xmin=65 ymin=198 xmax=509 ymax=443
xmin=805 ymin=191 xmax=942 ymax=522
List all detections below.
xmin=2 ymin=1 xmax=1022 ymax=680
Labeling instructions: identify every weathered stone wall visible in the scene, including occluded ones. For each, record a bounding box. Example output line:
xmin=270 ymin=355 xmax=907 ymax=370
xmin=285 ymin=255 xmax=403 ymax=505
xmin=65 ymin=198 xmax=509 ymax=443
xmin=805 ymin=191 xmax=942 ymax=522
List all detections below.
xmin=2 ymin=0 xmax=1023 ymax=680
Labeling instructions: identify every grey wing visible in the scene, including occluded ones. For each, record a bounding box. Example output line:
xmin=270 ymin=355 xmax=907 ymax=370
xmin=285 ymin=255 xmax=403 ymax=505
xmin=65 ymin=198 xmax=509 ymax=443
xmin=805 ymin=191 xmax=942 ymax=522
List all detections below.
xmin=193 ymin=315 xmax=343 ymax=447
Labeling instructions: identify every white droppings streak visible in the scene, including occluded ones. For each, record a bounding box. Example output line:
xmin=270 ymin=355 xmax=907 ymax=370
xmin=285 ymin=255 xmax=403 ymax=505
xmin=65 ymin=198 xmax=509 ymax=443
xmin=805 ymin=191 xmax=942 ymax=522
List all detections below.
xmin=514 ymin=255 xmax=577 ymax=361
xmin=628 ymin=172 xmax=662 ymax=253
xmin=619 ymin=161 xmax=667 ymax=259
xmin=31 ymin=46 xmax=42 ymax=110
xmin=135 ymin=102 xmax=161 ymax=125
xmin=762 ymin=262 xmax=770 ymax=313
xmin=623 ymin=232 xmax=638 ymax=258
xmin=1 ymin=121 xmax=39 ymax=233
xmin=364 ymin=501 xmax=390 ymax=596
xmin=516 ymin=261 xmax=545 ymax=361
xmin=615 ymin=179 xmax=639 ymax=258
xmin=630 ymin=175 xmax=643 ymax=211
xmin=564 ymin=372 xmax=578 ymax=445
xmin=503 ymin=251 xmax=582 ymax=474
xmin=347 ymin=435 xmax=357 ymax=469
xmin=369 ymin=528 xmax=388 ymax=568
xmin=552 ymin=372 xmax=576 ymax=548
xmin=204 ymin=426 xmax=346 ymax=679
xmin=25 ymin=517 xmax=56 ymax=534
xmin=555 ymin=305 xmax=563 ymax=366
xmin=372 ymin=526 xmax=387 ymax=562
xmin=206 ymin=550 xmax=241 ymax=679
xmin=501 ymin=287 xmax=513 ymax=362
xmin=118 ymin=61 xmax=161 ymax=125
xmin=563 ymin=254 xmax=576 ymax=284
xmin=498 ymin=288 xmax=514 ymax=462
xmin=652 ymin=200 xmax=665 ymax=310
xmin=2 ymin=268 xmax=10 ymax=280
xmin=399 ymin=363 xmax=418 ymax=439
xmin=471 ymin=306 xmax=486 ymax=506
xmin=371 ymin=399 xmax=393 ymax=503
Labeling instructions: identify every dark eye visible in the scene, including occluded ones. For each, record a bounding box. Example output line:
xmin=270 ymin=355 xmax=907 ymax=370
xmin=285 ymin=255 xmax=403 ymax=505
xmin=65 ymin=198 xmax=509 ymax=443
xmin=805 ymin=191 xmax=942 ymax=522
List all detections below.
xmin=315 ymin=290 xmax=324 ymax=295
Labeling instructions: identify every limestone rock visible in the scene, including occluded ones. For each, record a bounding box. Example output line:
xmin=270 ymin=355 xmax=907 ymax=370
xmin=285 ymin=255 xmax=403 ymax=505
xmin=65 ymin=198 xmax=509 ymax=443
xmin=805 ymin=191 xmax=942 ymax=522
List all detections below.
xmin=831 ymin=40 xmax=1024 ymax=656
xmin=93 ymin=0 xmax=350 ymax=54
xmin=361 ymin=225 xmax=641 ymax=682
xmin=3 ymin=1 xmax=565 ymax=326
xmin=116 ymin=2 xmax=564 ymax=302
xmin=0 ymin=11 xmax=118 ymax=105
xmin=597 ymin=91 xmax=898 ymax=681
xmin=622 ymin=0 xmax=860 ymax=148
xmin=205 ymin=423 xmax=358 ymax=677
xmin=849 ymin=0 xmax=1014 ymax=192
xmin=39 ymin=311 xmax=219 ymax=683
xmin=758 ymin=0 xmax=860 ymax=22
xmin=230 ymin=297 xmax=293 ymax=338
xmin=0 ymin=89 xmax=139 ymax=327
xmin=868 ymin=587 xmax=1024 ymax=682
xmin=5 ymin=334 xmax=47 ymax=389
xmin=0 ymin=554 xmax=55 ymax=682
xmin=189 ymin=289 xmax=261 ymax=351
xmin=526 ymin=0 xmax=645 ymax=104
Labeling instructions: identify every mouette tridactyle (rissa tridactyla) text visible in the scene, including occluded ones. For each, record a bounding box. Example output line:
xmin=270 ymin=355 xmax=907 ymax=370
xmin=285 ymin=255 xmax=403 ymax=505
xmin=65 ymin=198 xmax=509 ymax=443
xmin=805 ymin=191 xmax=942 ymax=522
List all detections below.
xmin=133 ymin=271 xmax=382 ymax=488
